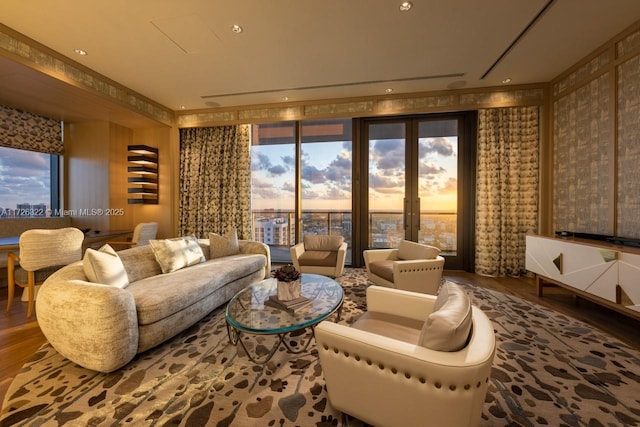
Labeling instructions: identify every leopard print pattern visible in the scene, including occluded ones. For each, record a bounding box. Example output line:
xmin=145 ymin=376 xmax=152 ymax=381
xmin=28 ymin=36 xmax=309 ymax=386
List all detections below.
xmin=1 ymin=269 xmax=639 ymax=426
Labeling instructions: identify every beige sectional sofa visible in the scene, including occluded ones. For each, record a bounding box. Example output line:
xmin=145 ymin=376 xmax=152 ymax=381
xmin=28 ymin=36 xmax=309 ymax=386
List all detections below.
xmin=36 ymin=238 xmax=270 ymax=372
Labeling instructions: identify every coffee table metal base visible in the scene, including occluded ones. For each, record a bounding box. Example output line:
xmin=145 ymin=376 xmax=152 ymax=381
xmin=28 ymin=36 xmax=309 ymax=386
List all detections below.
xmin=225 ymin=274 xmax=344 ymax=364
xmin=226 ymin=323 xmax=317 ymax=364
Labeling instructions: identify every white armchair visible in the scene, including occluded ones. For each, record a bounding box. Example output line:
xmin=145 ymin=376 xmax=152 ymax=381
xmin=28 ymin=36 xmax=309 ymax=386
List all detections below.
xmin=363 ymin=240 xmax=444 ymax=294
xmin=290 ymin=234 xmax=347 ymax=278
xmin=316 ymin=284 xmax=496 ymax=427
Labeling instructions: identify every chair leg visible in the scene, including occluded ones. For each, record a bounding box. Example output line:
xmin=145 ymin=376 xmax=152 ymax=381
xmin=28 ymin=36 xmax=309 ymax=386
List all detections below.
xmin=6 ymin=277 xmax=14 ymax=313
xmin=27 ymin=271 xmax=35 ymax=318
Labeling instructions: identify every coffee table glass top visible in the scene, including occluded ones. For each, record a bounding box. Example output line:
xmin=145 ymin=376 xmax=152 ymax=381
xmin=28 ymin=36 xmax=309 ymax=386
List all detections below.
xmin=225 ymin=274 xmax=343 ymax=334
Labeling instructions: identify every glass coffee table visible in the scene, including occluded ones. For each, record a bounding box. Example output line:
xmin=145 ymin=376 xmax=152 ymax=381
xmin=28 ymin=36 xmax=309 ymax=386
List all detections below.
xmin=225 ymin=273 xmax=344 ymax=364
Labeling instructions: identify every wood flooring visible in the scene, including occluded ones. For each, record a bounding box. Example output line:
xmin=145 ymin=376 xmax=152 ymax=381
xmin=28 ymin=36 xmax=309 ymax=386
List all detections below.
xmin=1 ymin=272 xmax=638 ymax=406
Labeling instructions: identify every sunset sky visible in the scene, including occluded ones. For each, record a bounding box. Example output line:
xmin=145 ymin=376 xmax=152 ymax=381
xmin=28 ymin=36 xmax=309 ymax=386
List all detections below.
xmin=1 ymin=135 xmax=457 ymax=214
xmin=251 ymin=136 xmax=457 ymax=212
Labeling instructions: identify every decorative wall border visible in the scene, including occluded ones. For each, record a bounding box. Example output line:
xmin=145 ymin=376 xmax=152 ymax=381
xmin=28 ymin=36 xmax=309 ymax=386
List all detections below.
xmin=0 ymin=24 xmax=173 ymax=126
xmin=177 ymin=86 xmax=545 ymax=128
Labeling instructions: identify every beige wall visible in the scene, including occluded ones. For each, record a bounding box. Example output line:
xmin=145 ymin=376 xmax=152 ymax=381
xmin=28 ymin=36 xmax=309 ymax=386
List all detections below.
xmin=550 ymin=20 xmax=640 ymax=239
xmin=65 ymin=122 xmax=174 ymax=238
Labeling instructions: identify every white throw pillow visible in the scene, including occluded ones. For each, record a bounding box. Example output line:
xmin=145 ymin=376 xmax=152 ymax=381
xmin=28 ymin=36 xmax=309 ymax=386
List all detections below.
xmin=83 ymin=244 xmax=129 ymax=288
xmin=209 ymin=228 xmax=240 ymax=258
xmin=418 ymin=281 xmax=472 ymax=352
xmin=149 ymin=236 xmax=206 ymax=274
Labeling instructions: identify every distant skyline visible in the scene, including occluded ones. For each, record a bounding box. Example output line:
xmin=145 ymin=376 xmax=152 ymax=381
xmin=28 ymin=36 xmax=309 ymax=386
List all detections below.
xmin=0 ymin=147 xmax=51 ymax=209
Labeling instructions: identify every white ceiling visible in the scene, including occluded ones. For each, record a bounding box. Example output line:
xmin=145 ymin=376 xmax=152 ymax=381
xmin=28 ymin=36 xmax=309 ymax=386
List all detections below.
xmin=1 ymin=0 xmax=640 ymax=113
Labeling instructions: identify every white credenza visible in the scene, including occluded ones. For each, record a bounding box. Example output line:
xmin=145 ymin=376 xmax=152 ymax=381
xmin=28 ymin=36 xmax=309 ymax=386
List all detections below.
xmin=525 ymin=234 xmax=640 ymax=319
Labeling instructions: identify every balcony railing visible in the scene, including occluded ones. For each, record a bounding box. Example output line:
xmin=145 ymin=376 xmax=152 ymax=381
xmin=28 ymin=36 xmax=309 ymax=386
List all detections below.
xmin=252 ymin=210 xmax=456 ymax=263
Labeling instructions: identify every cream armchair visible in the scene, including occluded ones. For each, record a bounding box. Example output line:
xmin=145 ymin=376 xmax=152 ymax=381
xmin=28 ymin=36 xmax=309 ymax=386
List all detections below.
xmin=7 ymin=227 xmax=84 ymax=317
xmin=316 ymin=284 xmax=496 ymax=427
xmin=109 ymin=222 xmax=158 ymax=250
xmin=290 ymin=235 xmax=347 ymax=278
xmin=363 ymin=240 xmax=444 ymax=294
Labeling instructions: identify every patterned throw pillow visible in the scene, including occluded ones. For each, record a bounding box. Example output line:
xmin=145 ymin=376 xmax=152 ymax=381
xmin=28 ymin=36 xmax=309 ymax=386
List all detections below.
xmin=149 ymin=236 xmax=206 ymax=274
xmin=209 ymin=228 xmax=240 ymax=258
xmin=83 ymin=244 xmax=130 ymax=288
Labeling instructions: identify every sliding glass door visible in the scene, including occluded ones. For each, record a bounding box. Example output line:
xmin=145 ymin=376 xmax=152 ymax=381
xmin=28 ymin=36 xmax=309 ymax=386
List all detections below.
xmin=362 ymin=114 xmax=473 ymax=270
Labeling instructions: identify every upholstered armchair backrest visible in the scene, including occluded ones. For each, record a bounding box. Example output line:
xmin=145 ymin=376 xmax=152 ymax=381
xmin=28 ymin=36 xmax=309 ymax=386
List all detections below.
xmin=397 ymin=239 xmax=440 ymax=260
xmin=19 ymin=227 xmax=84 ymax=271
xmin=303 ymin=235 xmax=344 ymax=252
xmin=132 ymin=222 xmax=158 ymax=246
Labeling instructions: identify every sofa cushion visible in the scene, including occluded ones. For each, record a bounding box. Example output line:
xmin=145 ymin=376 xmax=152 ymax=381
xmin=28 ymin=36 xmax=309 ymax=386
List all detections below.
xmin=304 ymin=235 xmax=344 ymax=251
xmin=116 ymin=245 xmax=162 ymax=283
xmin=209 ymin=229 xmax=239 ymax=258
xmin=397 ymin=240 xmax=440 ymax=260
xmin=150 ymin=236 xmax=206 ymax=274
xmin=127 ymin=254 xmax=267 ymax=325
xmin=418 ymin=281 xmax=472 ymax=352
xmin=298 ymin=250 xmax=338 ymax=267
xmin=368 ymin=259 xmax=395 ymax=283
xmin=83 ymin=244 xmax=129 ymax=288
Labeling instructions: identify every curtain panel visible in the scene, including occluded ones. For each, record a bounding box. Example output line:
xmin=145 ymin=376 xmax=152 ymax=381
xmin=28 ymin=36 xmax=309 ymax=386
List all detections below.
xmin=475 ymin=107 xmax=539 ymax=277
xmin=0 ymin=104 xmax=63 ymax=155
xmin=179 ymin=125 xmax=252 ymax=239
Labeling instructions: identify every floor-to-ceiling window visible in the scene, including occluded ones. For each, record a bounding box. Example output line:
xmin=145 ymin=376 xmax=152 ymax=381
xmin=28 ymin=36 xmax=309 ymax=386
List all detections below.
xmin=250 ymin=112 xmax=475 ymax=270
xmin=250 ymin=122 xmax=297 ymax=262
xmin=358 ymin=112 xmax=476 ymax=270
xmin=250 ymin=119 xmax=353 ymax=263
xmin=300 ymin=119 xmax=353 ymax=264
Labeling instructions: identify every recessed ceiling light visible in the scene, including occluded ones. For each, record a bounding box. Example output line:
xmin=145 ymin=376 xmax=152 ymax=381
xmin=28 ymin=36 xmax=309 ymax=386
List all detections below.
xmin=399 ymin=1 xmax=412 ymax=11
xmin=180 ymin=105 xmax=186 ymax=110
xmin=385 ymin=88 xmax=394 ymax=93
xmin=231 ymin=24 xmax=243 ymax=34
xmin=282 ymin=96 xmax=289 ymax=101
xmin=502 ymin=78 xmax=512 ymax=84
xmin=74 ymin=49 xmax=88 ymax=56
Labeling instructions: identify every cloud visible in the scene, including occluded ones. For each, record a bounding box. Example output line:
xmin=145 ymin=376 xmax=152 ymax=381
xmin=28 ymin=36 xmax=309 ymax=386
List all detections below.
xmin=372 ymin=139 xmax=404 ymax=170
xmin=420 ymin=162 xmax=447 ymax=177
xmin=369 ymin=173 xmax=403 ymax=195
xmin=420 ymin=137 xmax=455 ymax=157
xmin=267 ymin=164 xmax=287 ymax=176
xmin=251 ymin=152 xmax=272 ymax=171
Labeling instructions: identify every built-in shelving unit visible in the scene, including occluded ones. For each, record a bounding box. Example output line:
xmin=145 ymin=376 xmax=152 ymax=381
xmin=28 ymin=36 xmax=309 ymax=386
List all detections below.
xmin=127 ymin=145 xmax=158 ymax=204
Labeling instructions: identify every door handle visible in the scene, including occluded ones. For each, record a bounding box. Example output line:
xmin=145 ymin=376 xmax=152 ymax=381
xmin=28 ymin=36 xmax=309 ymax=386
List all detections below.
xmin=416 ymin=198 xmax=421 ymax=231
xmin=403 ymin=198 xmax=409 ymax=230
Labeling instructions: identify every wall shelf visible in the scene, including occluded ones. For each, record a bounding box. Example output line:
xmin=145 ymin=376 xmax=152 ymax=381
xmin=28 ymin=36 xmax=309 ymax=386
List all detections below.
xmin=127 ymin=145 xmax=158 ymax=204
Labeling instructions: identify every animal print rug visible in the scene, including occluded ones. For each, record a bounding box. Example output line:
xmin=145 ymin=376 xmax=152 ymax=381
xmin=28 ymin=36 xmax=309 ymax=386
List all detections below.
xmin=1 ymin=269 xmax=639 ymax=427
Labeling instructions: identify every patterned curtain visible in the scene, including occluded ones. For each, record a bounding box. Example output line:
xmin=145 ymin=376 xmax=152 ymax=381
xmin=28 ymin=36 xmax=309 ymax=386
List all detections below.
xmin=179 ymin=125 xmax=251 ymax=239
xmin=475 ymin=107 xmax=539 ymax=277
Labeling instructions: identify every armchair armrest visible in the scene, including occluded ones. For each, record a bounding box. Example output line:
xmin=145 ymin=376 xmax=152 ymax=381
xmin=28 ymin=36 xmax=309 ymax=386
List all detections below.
xmin=365 ymin=285 xmax=436 ymax=321
xmin=393 ymin=256 xmax=445 ymax=294
xmin=36 ymin=262 xmax=139 ymax=372
xmin=335 ymin=242 xmax=348 ymax=276
xmin=363 ymin=248 xmax=399 ymax=268
xmin=289 ymin=242 xmax=305 ymax=271
xmin=7 ymin=251 xmax=19 ymax=267
xmin=239 ymin=240 xmax=271 ymax=278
